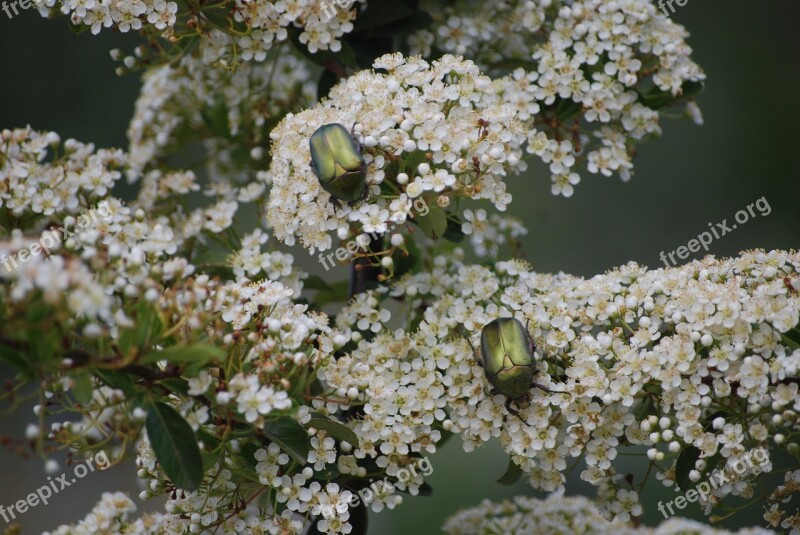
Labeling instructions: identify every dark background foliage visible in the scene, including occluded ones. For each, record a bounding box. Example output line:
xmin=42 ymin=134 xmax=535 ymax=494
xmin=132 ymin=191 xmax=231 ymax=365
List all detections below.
xmin=0 ymin=2 xmax=799 ymax=533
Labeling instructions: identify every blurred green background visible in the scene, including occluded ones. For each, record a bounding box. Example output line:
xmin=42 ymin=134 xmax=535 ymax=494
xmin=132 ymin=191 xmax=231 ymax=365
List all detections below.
xmin=1 ymin=2 xmax=799 ymax=533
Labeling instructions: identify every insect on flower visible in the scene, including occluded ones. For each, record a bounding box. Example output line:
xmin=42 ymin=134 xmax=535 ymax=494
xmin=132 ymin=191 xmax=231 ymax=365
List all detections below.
xmin=471 ymin=317 xmax=558 ymax=422
xmin=309 ymin=123 xmax=368 ymax=206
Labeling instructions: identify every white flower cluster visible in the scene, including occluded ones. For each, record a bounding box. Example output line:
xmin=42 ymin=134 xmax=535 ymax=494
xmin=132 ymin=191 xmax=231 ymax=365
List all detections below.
xmin=461 ymin=210 xmax=528 ymax=258
xmin=38 ymin=0 xmax=178 ymax=35
xmin=231 ymin=0 xmax=365 ymax=58
xmin=410 ymin=0 xmax=706 ymax=194
xmin=764 ymin=468 xmax=800 ymax=532
xmin=267 ymin=53 xmax=528 ymax=252
xmin=127 ymin=53 xmax=315 ymax=178
xmin=0 ymin=127 xmax=124 ymax=217
xmin=318 ymin=249 xmax=800 ymax=521
xmin=442 ymin=494 xmax=775 ymax=535
xmin=43 ymin=492 xmax=137 ymax=535
xmin=39 ymin=0 xmax=362 ymax=54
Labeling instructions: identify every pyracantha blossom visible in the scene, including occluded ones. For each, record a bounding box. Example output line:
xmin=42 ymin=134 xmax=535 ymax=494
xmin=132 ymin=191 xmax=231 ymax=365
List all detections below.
xmin=410 ymin=0 xmax=706 ymax=192
xmin=36 ymin=0 xmax=179 ymax=35
xmin=38 ymin=0 xmax=363 ymax=56
xmin=127 ymin=53 xmax=316 ymax=178
xmin=318 ymin=249 xmax=800 ymax=521
xmin=442 ymin=494 xmax=775 ymax=534
xmin=267 ymin=53 xmax=529 ymax=252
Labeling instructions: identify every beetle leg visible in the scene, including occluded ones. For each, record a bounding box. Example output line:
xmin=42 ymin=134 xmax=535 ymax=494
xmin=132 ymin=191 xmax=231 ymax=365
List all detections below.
xmin=532 ymin=381 xmax=564 ymax=394
xmin=524 ymin=318 xmax=536 ymax=354
xmin=462 ymin=330 xmax=480 ymax=362
xmin=350 ymin=122 xmax=364 ymax=151
xmin=505 ymin=400 xmax=528 ymax=426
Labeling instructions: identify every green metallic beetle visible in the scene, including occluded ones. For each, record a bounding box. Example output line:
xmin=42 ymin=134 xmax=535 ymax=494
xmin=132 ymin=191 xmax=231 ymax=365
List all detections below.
xmin=475 ymin=317 xmax=555 ymax=421
xmin=309 ymin=123 xmax=368 ymax=205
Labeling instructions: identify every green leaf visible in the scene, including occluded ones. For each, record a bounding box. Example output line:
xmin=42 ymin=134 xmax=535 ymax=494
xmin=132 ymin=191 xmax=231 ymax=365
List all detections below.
xmin=240 ymin=443 xmax=260 ymax=469
xmin=263 ymin=416 xmax=310 ymax=465
xmin=348 ymin=500 xmax=369 ymax=535
xmin=314 ymin=280 xmax=350 ymax=306
xmin=497 ymin=458 xmax=523 ymax=485
xmin=393 ymin=235 xmax=421 ymax=279
xmin=201 ymin=99 xmax=231 ymax=139
xmin=443 ymin=215 xmax=465 ymax=243
xmin=318 ymin=69 xmax=340 ymax=101
xmin=0 ymin=343 xmax=34 ymax=378
xmin=141 ymin=343 xmax=226 ymax=365
xmin=415 ymin=205 xmax=447 ymax=240
xmin=353 ymin=0 xmax=415 ymax=32
xmin=118 ymin=303 xmax=163 ymax=357
xmin=71 ymin=372 xmax=93 ymax=406
xmin=639 ymin=80 xmax=705 ymax=110
xmin=26 ymin=301 xmax=50 ymax=324
xmin=28 ymin=329 xmax=55 ymax=362
xmin=161 ymin=378 xmax=190 ymax=396
xmin=675 ymin=445 xmax=701 ymax=491
xmin=371 ymin=10 xmax=433 ymax=35
xmin=95 ymin=370 xmax=136 ymax=396
xmin=416 ymin=482 xmax=433 ymax=496
xmin=304 ymin=275 xmax=335 ymax=293
xmin=307 ymin=416 xmax=359 ymax=447
xmin=68 ymin=22 xmax=91 ymax=35
xmin=146 ymin=401 xmax=204 ymax=491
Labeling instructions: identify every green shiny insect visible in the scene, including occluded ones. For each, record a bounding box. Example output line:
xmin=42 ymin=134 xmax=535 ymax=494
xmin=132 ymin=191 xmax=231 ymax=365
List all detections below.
xmin=309 ymin=123 xmax=368 ymax=205
xmin=475 ymin=317 xmax=555 ymax=421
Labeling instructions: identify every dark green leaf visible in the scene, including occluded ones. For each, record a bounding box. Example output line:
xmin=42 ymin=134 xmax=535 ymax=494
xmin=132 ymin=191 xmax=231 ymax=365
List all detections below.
xmin=415 ymin=205 xmax=447 ymax=240
xmin=240 ymin=443 xmax=260 ymax=469
xmin=161 ymin=378 xmax=190 ymax=395
xmin=263 ymin=416 xmax=310 ymax=465
xmin=26 ymin=301 xmax=50 ymax=323
xmin=416 ymin=481 xmax=433 ymax=496
xmin=675 ymin=446 xmax=701 ymax=491
xmin=304 ymin=275 xmax=335 ymax=292
xmin=0 ymin=343 xmax=34 ymax=378
xmin=71 ymin=372 xmax=93 ymax=406
xmin=497 ymin=458 xmax=523 ymax=485
xmin=353 ymin=0 xmax=414 ymax=31
xmin=318 ymin=69 xmax=340 ymax=101
xmin=393 ymin=234 xmax=422 ymax=279
xmin=146 ymin=401 xmax=204 ymax=491
xmin=201 ymin=99 xmax=231 ymax=139
xmin=314 ymin=280 xmax=350 ymax=306
xmin=118 ymin=303 xmax=163 ymax=357
xmin=443 ymin=215 xmax=465 ymax=243
xmin=307 ymin=416 xmax=359 ymax=447
xmin=349 ymin=500 xmax=369 ymax=535
xmin=28 ymin=329 xmax=55 ymax=362
xmin=141 ymin=343 xmax=226 ymax=365
xmin=95 ymin=370 xmax=136 ymax=396
xmin=640 ymin=80 xmax=705 ymax=110
xmin=68 ymin=22 xmax=91 ymax=35
xmin=371 ymin=10 xmax=433 ymax=35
